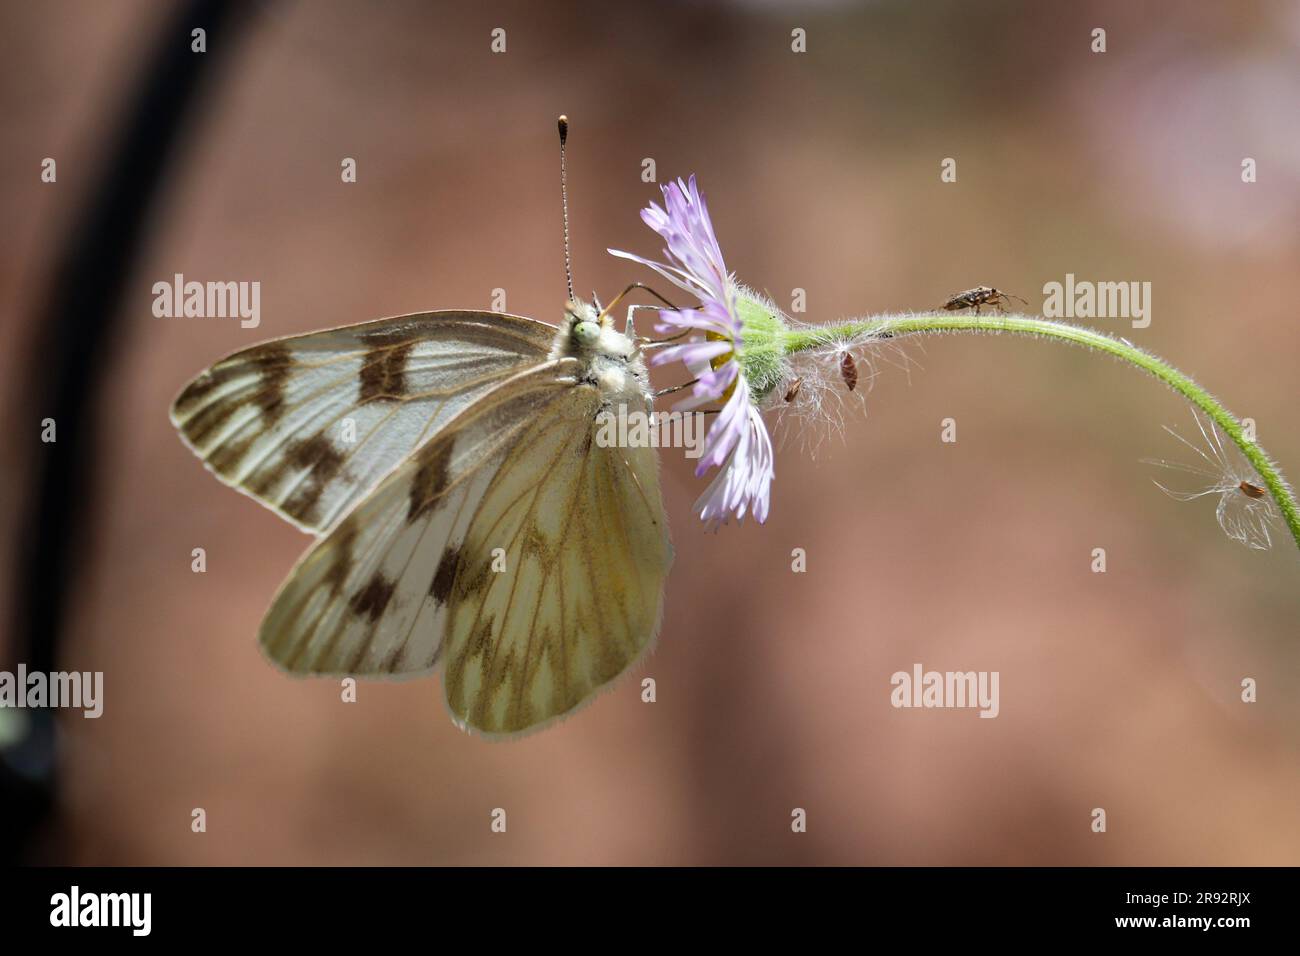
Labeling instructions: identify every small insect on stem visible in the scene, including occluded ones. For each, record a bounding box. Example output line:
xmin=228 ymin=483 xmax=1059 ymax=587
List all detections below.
xmin=784 ymin=377 xmax=803 ymax=402
xmin=941 ymin=286 xmax=1029 ymax=315
xmin=839 ymin=352 xmax=858 ymax=392
xmin=1239 ymin=480 xmax=1266 ymax=499
xmin=1142 ymin=408 xmax=1281 ymax=551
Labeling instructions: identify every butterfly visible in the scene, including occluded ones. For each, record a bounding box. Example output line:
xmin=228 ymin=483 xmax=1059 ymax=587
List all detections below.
xmin=170 ymin=118 xmax=673 ymax=737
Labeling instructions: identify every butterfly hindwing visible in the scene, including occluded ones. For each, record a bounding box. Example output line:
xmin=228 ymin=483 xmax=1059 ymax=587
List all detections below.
xmin=441 ymin=385 xmax=673 ymax=736
xmin=170 ymin=310 xmax=554 ymax=533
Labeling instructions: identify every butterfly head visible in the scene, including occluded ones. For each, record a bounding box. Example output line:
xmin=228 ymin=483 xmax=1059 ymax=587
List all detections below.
xmin=565 ymin=299 xmax=604 ymax=349
xmin=552 ymin=298 xmax=649 ymax=404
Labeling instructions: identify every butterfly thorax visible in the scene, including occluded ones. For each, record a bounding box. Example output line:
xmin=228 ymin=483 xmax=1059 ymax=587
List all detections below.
xmin=549 ymin=299 xmax=653 ymax=410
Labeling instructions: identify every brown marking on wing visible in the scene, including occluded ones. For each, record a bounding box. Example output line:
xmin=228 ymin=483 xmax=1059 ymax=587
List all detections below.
xmin=179 ymin=401 xmax=235 ymax=449
xmin=358 ymin=341 xmax=416 ymax=403
xmin=455 ymin=553 xmax=493 ymax=602
xmin=248 ymin=343 xmax=294 ymax=422
xmin=487 ymin=644 xmax=527 ymax=731
xmin=323 ymin=517 xmax=358 ymax=597
xmin=491 ymin=646 xmax=516 ymax=692
xmin=341 ymin=572 xmax=397 ymax=672
xmin=349 ymin=573 xmax=396 ymax=623
xmin=474 ymin=617 xmax=496 ymax=657
xmin=445 ymin=616 xmax=490 ymax=712
xmin=206 ymin=432 xmax=257 ymax=475
xmin=521 ymin=522 xmax=549 ymax=560
xmin=280 ymin=433 xmax=347 ymax=525
xmin=429 ymin=545 xmax=461 ymax=604
xmin=407 ymin=437 xmax=454 ymax=521
xmin=176 ymin=342 xmax=295 ymax=447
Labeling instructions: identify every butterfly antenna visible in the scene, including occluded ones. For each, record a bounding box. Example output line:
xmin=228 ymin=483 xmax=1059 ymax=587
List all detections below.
xmin=558 ymin=115 xmax=575 ymax=303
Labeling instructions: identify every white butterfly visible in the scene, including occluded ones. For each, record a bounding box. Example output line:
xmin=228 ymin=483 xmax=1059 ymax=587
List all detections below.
xmin=170 ymin=119 xmax=674 ymax=737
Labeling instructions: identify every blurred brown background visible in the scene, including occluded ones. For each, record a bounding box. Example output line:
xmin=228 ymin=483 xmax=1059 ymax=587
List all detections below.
xmin=2 ymin=0 xmax=1298 ymax=865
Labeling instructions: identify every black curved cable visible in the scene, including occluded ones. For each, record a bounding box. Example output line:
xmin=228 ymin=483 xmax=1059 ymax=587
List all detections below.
xmin=4 ymin=0 xmax=262 ymax=863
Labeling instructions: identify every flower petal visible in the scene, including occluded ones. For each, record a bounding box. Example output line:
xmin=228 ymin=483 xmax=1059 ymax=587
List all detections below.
xmin=612 ymin=175 xmax=775 ymax=528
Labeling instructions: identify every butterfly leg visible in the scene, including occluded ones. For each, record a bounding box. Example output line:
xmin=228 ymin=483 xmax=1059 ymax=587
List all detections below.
xmin=655 ymin=378 xmax=699 ymax=398
xmin=627 ymin=304 xmax=696 ymax=349
xmin=639 ymin=330 xmax=692 ymax=349
xmin=625 ymin=304 xmax=663 ymax=338
xmin=598 ymin=281 xmax=684 ymax=326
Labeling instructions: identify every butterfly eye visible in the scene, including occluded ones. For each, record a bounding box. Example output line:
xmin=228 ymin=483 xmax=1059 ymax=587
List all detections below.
xmin=573 ymin=320 xmax=600 ymax=346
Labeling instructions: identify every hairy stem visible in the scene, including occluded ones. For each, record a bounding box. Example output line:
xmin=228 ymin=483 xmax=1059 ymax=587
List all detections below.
xmin=784 ymin=313 xmax=1300 ymax=552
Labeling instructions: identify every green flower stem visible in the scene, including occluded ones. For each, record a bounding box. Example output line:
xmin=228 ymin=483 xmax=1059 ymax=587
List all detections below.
xmin=783 ymin=313 xmax=1300 ymax=552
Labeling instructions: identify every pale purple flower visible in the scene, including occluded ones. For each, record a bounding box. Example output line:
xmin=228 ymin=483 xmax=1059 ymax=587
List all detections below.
xmin=609 ymin=176 xmax=774 ymax=528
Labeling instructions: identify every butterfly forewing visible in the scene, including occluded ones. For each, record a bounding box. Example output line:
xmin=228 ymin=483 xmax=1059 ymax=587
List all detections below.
xmin=257 ymin=359 xmax=582 ymax=677
xmin=442 ymin=387 xmax=672 ymax=736
xmin=170 ymin=311 xmax=554 ymax=533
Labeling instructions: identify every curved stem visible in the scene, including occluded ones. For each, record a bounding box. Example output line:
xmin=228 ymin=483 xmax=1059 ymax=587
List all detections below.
xmin=784 ymin=313 xmax=1300 ymax=552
